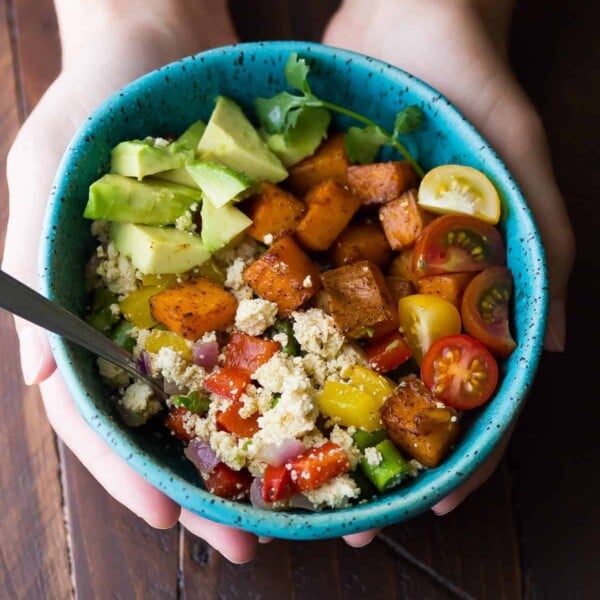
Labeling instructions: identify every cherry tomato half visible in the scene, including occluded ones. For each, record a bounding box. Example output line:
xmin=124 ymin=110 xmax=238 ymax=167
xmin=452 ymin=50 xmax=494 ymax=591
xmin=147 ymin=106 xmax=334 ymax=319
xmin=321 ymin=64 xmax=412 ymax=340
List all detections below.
xmin=461 ymin=266 xmax=517 ymax=358
xmin=398 ymin=294 xmax=462 ymax=364
xmin=418 ymin=165 xmax=501 ymax=224
xmin=421 ymin=334 xmax=499 ymax=409
xmin=412 ymin=215 xmax=505 ymax=277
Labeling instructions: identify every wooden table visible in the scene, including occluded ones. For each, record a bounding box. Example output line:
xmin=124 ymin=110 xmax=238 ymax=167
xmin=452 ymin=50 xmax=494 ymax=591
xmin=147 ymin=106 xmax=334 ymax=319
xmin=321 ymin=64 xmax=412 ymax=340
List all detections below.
xmin=1 ymin=1 xmax=598 ymax=598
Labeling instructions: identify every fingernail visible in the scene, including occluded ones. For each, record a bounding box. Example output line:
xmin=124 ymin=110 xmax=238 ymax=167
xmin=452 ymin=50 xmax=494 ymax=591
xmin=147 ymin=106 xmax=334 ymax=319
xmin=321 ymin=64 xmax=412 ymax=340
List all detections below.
xmin=544 ymin=299 xmax=565 ymax=352
xmin=18 ymin=327 xmax=45 ymax=385
xmin=258 ymin=536 xmax=273 ymax=544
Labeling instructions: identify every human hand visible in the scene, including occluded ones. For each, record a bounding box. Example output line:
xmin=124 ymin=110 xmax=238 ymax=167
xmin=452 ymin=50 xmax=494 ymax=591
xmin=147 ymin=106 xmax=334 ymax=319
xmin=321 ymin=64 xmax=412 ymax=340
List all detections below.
xmin=323 ymin=0 xmax=575 ymax=519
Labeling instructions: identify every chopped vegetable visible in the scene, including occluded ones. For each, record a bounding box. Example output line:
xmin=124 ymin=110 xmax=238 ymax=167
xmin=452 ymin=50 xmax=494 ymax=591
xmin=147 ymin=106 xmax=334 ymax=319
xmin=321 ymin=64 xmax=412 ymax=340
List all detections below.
xmin=347 ymin=162 xmax=419 ymax=207
xmin=223 ymin=332 xmax=281 ymax=375
xmin=216 ymin=400 xmax=260 ymax=438
xmin=417 ymin=272 xmax=475 ymax=309
xmin=286 ymin=441 xmax=351 ymax=492
xmin=352 ymin=429 xmax=387 ymax=451
xmin=204 ymin=367 xmax=250 ymax=401
xmin=360 ymin=439 xmax=409 ymax=492
xmin=319 ymin=380 xmax=384 ymax=431
xmin=330 ymin=221 xmax=392 ymax=269
xmin=365 ymin=331 xmax=413 ymax=374
xmin=171 ymin=391 xmax=210 ymax=415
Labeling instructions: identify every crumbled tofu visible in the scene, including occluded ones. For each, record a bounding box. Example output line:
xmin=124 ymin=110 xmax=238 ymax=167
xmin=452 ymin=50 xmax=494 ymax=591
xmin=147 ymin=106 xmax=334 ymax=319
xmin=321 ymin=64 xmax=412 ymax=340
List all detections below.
xmin=292 ymin=308 xmax=345 ymax=358
xmin=303 ymin=474 xmax=360 ymax=509
xmin=272 ymin=332 xmax=288 ymax=348
xmin=263 ymin=233 xmax=274 ymax=245
xmin=243 ymin=384 xmax=274 ymax=415
xmin=234 ymin=298 xmax=278 ymax=336
xmin=109 ymin=303 xmax=121 ymax=317
xmin=209 ymin=430 xmax=248 ymax=470
xmin=238 ymin=389 xmax=259 ymax=419
xmin=175 ymin=210 xmax=196 ymax=232
xmin=117 ymin=381 xmax=162 ymax=427
xmin=153 ymin=137 xmax=170 ymax=148
xmin=151 ymin=347 xmax=206 ymax=391
xmin=302 ymin=275 xmax=312 ymax=288
xmin=364 ymin=446 xmax=383 ymax=467
xmin=91 ymin=220 xmax=110 ymax=244
xmin=97 ymin=357 xmax=130 ymax=388
xmin=330 ymin=425 xmax=361 ymax=469
xmin=96 ymin=241 xmax=139 ymax=296
xmin=224 ymin=257 xmax=254 ymax=301
xmin=302 ymin=343 xmax=366 ymax=389
xmin=199 ymin=330 xmax=217 ymax=344
xmin=408 ymin=459 xmax=425 ymax=477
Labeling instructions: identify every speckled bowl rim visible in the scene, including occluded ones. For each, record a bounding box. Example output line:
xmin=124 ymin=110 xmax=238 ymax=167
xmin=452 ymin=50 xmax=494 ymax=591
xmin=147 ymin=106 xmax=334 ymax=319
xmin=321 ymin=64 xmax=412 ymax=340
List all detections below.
xmin=40 ymin=41 xmax=548 ymax=540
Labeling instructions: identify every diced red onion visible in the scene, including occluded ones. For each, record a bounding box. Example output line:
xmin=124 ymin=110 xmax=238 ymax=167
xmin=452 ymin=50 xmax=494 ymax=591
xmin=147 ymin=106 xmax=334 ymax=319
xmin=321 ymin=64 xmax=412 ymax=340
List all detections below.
xmin=256 ymin=439 xmax=305 ymax=467
xmin=136 ymin=350 xmax=152 ymax=376
xmin=249 ymin=478 xmax=276 ymax=510
xmin=288 ymin=493 xmax=316 ymax=511
xmin=192 ymin=341 xmax=220 ymax=370
xmin=184 ymin=439 xmax=219 ymax=474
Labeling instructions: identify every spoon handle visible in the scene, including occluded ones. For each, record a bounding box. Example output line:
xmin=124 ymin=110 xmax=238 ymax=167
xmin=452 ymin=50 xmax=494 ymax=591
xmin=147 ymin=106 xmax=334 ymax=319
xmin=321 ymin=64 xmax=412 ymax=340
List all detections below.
xmin=0 ymin=270 xmax=166 ymax=399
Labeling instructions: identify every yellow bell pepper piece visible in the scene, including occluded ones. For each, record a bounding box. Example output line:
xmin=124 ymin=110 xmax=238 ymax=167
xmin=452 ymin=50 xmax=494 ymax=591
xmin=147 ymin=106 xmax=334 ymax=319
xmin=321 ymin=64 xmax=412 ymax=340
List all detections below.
xmin=119 ymin=286 xmax=161 ymax=329
xmin=318 ymin=381 xmax=383 ymax=431
xmin=144 ymin=329 xmax=192 ymax=361
xmin=347 ymin=365 xmax=394 ymax=405
xmin=139 ymin=273 xmax=180 ymax=288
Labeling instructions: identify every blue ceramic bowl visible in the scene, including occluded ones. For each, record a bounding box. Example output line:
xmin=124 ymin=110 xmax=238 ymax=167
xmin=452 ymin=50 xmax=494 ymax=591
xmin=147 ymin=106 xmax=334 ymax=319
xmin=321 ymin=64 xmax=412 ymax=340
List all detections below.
xmin=40 ymin=41 xmax=548 ymax=539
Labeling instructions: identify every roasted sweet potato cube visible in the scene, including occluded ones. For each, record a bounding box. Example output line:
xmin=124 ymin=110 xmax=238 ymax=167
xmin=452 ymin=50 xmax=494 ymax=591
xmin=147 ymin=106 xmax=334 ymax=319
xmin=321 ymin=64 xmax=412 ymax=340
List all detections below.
xmin=380 ymin=375 xmax=460 ymax=468
xmin=149 ymin=277 xmax=237 ymax=340
xmin=347 ymin=161 xmax=419 ymax=207
xmin=295 ymin=180 xmax=361 ymax=251
xmin=388 ymin=249 xmax=419 ymax=284
xmin=322 ymin=260 xmax=398 ymax=339
xmin=245 ymin=182 xmax=306 ymax=243
xmin=286 ymin=133 xmax=349 ymax=196
xmin=417 ymin=272 xmax=475 ymax=309
xmin=330 ymin=221 xmax=392 ymax=268
xmin=243 ymin=236 xmax=322 ymax=316
xmin=386 ymin=276 xmax=416 ymax=305
xmin=378 ymin=189 xmax=434 ymax=250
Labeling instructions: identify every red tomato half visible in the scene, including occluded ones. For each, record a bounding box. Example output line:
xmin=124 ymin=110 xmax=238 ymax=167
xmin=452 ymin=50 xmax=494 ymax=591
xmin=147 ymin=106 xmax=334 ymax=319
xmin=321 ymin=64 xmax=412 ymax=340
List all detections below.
xmin=365 ymin=331 xmax=413 ymax=373
xmin=461 ymin=266 xmax=517 ymax=358
xmin=412 ymin=215 xmax=505 ymax=277
xmin=421 ymin=334 xmax=498 ymax=409
xmin=223 ymin=332 xmax=280 ymax=376
xmin=201 ymin=463 xmax=252 ymax=500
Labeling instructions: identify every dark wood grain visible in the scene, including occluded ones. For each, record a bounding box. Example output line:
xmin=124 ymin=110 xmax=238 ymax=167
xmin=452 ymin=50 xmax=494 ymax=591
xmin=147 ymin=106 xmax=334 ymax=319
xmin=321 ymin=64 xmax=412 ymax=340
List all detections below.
xmin=0 ymin=2 xmax=72 ymax=599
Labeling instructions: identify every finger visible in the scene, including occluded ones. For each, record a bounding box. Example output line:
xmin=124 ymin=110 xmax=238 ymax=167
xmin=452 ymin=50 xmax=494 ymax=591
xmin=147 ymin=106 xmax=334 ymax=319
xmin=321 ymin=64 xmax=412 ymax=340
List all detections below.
xmin=431 ymin=427 xmax=513 ymax=516
xmin=179 ymin=508 xmax=258 ymax=564
xmin=343 ymin=528 xmax=380 ymax=548
xmin=39 ymin=370 xmax=180 ymax=528
xmin=11 ymin=321 xmax=57 ymax=386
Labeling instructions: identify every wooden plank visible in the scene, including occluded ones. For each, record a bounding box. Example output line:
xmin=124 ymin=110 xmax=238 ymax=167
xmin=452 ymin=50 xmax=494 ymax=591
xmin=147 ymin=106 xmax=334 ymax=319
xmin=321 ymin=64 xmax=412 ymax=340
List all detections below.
xmin=11 ymin=0 xmax=60 ymax=112
xmin=60 ymin=446 xmax=179 ymax=599
xmin=0 ymin=2 xmax=72 ymax=599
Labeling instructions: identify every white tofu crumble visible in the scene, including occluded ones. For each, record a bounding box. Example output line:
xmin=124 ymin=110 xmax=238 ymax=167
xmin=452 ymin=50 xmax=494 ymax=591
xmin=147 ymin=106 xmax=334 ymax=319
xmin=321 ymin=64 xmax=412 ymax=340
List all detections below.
xmin=96 ymin=241 xmax=139 ymax=296
xmin=292 ymin=308 xmax=345 ymax=358
xmin=174 ymin=210 xmax=196 ymax=232
xmin=263 ymin=233 xmax=274 ymax=245
xmin=97 ymin=357 xmax=130 ymax=388
xmin=364 ymin=446 xmax=383 ymax=467
xmin=303 ymin=474 xmax=361 ymax=509
xmin=224 ymin=257 xmax=254 ymax=301
xmin=234 ymin=298 xmax=278 ymax=336
xmin=330 ymin=425 xmax=361 ymax=469
xmin=151 ymin=347 xmax=206 ymax=391
xmin=117 ymin=381 xmax=161 ymax=427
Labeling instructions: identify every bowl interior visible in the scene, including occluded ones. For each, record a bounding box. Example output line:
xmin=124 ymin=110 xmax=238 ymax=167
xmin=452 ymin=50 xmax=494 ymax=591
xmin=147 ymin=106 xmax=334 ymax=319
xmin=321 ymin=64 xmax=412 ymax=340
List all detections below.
xmin=40 ymin=41 xmax=548 ymax=539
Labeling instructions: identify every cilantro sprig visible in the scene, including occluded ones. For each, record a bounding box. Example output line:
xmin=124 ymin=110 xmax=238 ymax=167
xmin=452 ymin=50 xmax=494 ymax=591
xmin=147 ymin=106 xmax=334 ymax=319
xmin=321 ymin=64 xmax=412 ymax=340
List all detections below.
xmin=255 ymin=53 xmax=424 ymax=176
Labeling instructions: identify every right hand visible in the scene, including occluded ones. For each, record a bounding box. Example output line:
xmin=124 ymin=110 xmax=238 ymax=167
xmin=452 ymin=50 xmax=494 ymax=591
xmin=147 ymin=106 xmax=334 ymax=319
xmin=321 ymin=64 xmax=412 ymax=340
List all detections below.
xmin=1 ymin=2 xmax=262 ymax=564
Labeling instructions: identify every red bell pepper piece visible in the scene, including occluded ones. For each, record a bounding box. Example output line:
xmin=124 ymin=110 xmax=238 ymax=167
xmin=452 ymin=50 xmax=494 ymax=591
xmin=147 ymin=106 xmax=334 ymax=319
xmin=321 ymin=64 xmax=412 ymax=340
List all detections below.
xmin=165 ymin=407 xmax=195 ymax=443
xmin=262 ymin=464 xmax=294 ymax=502
xmin=216 ymin=400 xmax=260 ymax=438
xmin=204 ymin=367 xmax=250 ymax=401
xmin=201 ymin=463 xmax=252 ymax=500
xmin=286 ymin=441 xmax=350 ymax=492
xmin=223 ymin=332 xmax=280 ymax=376
xmin=365 ymin=331 xmax=412 ymax=373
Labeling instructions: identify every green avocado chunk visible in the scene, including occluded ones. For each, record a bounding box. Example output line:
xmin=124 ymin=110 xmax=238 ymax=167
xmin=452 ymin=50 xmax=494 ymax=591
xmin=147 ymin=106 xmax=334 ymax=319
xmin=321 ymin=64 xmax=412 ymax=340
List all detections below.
xmin=111 ymin=140 xmax=186 ymax=180
xmin=197 ymin=96 xmax=288 ymax=183
xmin=263 ymin=107 xmax=331 ymax=167
xmin=168 ymin=119 xmax=206 ymax=157
xmin=154 ymin=167 xmax=200 ymax=189
xmin=186 ymin=160 xmax=255 ymax=208
xmin=110 ymin=222 xmax=210 ymax=274
xmin=200 ymin=196 xmax=252 ymax=253
xmin=84 ymin=174 xmax=202 ymax=225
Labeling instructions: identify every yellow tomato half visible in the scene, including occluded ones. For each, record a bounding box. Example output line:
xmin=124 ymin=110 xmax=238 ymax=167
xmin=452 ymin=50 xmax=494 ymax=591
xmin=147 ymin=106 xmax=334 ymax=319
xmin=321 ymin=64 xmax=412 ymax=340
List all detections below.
xmin=418 ymin=165 xmax=501 ymax=224
xmin=398 ymin=294 xmax=462 ymax=364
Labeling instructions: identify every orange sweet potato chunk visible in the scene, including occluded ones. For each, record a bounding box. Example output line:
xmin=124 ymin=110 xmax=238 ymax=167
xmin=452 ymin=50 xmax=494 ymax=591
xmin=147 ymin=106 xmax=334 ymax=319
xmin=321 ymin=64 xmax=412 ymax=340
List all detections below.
xmin=386 ymin=276 xmax=416 ymax=305
xmin=245 ymin=182 xmax=306 ymax=243
xmin=322 ymin=260 xmax=398 ymax=339
xmin=380 ymin=375 xmax=460 ymax=468
xmin=295 ymin=179 xmax=361 ymax=251
xmin=243 ymin=236 xmax=322 ymax=316
xmin=417 ymin=272 xmax=475 ymax=309
xmin=286 ymin=133 xmax=349 ymax=196
xmin=330 ymin=221 xmax=392 ymax=268
xmin=347 ymin=161 xmax=419 ymax=207
xmin=378 ymin=189 xmax=434 ymax=250
xmin=388 ymin=249 xmax=419 ymax=284
xmin=149 ymin=277 xmax=237 ymax=340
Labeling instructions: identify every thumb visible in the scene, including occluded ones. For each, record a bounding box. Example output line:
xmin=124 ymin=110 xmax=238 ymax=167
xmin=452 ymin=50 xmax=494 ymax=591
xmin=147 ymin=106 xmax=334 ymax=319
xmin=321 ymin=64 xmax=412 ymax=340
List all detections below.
xmin=14 ymin=317 xmax=56 ymax=386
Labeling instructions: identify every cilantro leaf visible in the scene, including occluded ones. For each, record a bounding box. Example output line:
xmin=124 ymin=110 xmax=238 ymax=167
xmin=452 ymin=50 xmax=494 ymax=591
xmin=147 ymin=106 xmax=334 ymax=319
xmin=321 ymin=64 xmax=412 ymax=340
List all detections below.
xmin=171 ymin=391 xmax=210 ymax=414
xmin=393 ymin=106 xmax=424 ymax=138
xmin=255 ymin=92 xmax=308 ymax=134
xmin=344 ymin=125 xmax=389 ymax=164
xmin=284 ymin=52 xmax=311 ymax=94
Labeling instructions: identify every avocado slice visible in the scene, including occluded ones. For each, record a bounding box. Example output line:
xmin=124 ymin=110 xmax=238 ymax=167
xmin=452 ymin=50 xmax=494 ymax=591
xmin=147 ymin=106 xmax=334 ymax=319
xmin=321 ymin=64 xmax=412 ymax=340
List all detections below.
xmin=200 ymin=196 xmax=252 ymax=253
xmin=186 ymin=160 xmax=255 ymax=208
xmin=111 ymin=140 xmax=186 ymax=180
xmin=84 ymin=174 xmax=202 ymax=225
xmin=111 ymin=222 xmax=210 ymax=274
xmin=154 ymin=168 xmax=200 ymax=189
xmin=263 ymin=107 xmax=331 ymax=167
xmin=197 ymin=96 xmax=288 ymax=183
xmin=168 ymin=119 xmax=206 ymax=157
